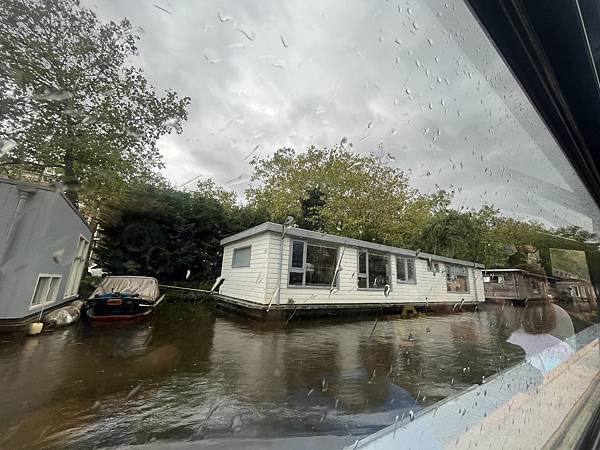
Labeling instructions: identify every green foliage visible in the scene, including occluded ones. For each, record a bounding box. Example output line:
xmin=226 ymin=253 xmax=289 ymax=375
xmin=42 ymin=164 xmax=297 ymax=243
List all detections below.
xmin=95 ymin=181 xmax=267 ymax=282
xmin=246 ymin=146 xmax=450 ymax=246
xmin=0 ymin=0 xmax=190 ymax=210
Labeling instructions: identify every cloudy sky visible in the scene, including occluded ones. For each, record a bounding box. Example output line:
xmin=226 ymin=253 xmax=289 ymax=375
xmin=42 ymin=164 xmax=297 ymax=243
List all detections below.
xmin=84 ymin=0 xmax=598 ymax=231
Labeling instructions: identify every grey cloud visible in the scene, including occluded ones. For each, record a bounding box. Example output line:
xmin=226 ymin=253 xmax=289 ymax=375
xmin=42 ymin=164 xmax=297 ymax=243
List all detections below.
xmin=85 ymin=0 xmax=598 ymax=230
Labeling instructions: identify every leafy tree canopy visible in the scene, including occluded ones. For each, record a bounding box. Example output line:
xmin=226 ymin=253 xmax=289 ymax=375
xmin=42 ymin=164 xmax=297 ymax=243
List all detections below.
xmin=96 ymin=181 xmax=267 ymax=282
xmin=246 ymin=146 xmax=451 ymax=247
xmin=0 ymin=0 xmax=190 ymax=211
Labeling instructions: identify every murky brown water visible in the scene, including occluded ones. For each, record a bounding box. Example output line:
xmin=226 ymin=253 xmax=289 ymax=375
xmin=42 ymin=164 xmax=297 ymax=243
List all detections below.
xmin=0 ymin=301 xmax=595 ymax=449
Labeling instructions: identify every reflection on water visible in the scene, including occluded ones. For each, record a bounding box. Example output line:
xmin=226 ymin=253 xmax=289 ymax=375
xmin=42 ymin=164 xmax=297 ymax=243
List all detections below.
xmin=0 ymin=301 xmax=596 ymax=448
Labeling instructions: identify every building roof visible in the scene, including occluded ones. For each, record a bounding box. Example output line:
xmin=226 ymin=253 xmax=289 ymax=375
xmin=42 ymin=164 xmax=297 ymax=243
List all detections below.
xmin=483 ymin=268 xmax=549 ymax=278
xmin=221 ymin=222 xmax=484 ymax=268
xmin=0 ymin=178 xmax=91 ymax=231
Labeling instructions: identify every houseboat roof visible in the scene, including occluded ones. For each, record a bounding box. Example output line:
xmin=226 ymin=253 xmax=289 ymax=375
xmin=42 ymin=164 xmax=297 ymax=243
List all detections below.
xmin=483 ymin=268 xmax=549 ymax=278
xmin=483 ymin=268 xmax=523 ymax=272
xmin=221 ymin=221 xmax=484 ymax=268
xmin=0 ymin=177 xmax=91 ymax=230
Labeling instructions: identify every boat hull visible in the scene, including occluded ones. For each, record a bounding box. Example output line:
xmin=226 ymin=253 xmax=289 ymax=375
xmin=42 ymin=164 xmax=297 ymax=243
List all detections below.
xmin=84 ymin=296 xmax=157 ymax=322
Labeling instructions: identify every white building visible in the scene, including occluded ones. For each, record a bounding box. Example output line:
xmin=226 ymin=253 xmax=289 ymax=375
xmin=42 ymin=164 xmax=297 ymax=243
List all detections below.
xmin=217 ymin=222 xmax=484 ymax=318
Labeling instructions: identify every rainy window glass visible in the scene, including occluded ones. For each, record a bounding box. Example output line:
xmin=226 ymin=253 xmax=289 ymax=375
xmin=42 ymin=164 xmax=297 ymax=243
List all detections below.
xmin=358 ymin=250 xmax=389 ymax=289
xmin=305 ymin=244 xmax=337 ymax=287
xmin=231 ymin=246 xmax=251 ymax=267
xmin=446 ymin=264 xmax=468 ymax=292
xmin=291 ymin=240 xmax=304 ymax=268
xmin=1 ymin=0 xmax=600 ymax=448
xmin=290 ymin=241 xmax=338 ymax=287
xmin=396 ymin=256 xmax=416 ymax=283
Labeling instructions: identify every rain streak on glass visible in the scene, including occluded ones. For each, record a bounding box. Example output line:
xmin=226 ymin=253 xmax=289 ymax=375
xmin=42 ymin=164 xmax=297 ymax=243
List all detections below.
xmin=0 ymin=0 xmax=599 ymax=448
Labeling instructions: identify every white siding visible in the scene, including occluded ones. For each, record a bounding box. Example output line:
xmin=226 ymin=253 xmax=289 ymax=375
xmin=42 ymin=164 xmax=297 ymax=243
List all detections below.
xmin=222 ymin=233 xmax=485 ymax=306
xmin=219 ymin=234 xmax=270 ymax=304
xmin=263 ymin=236 xmax=484 ymax=306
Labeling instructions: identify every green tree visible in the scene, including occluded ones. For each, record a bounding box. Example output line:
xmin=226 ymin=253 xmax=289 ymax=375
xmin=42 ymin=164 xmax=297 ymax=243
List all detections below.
xmin=246 ymin=146 xmax=449 ymax=246
xmin=96 ymin=181 xmax=266 ymax=282
xmin=413 ymin=205 xmax=546 ymax=267
xmin=0 ymin=0 xmax=190 ymax=210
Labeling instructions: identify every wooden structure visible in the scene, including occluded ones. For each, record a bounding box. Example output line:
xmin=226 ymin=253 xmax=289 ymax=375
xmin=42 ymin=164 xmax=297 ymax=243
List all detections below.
xmin=483 ymin=269 xmax=549 ymax=303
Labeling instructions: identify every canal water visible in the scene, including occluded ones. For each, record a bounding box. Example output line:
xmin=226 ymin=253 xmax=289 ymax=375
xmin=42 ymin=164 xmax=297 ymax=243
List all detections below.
xmin=0 ymin=301 xmax=594 ymax=449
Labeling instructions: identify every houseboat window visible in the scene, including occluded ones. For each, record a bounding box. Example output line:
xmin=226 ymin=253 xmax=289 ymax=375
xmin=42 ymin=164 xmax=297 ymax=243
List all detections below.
xmin=358 ymin=250 xmax=389 ymax=289
xmin=289 ymin=241 xmax=338 ymax=287
xmin=396 ymin=256 xmax=416 ymax=283
xmin=291 ymin=241 xmax=304 ymax=268
xmin=231 ymin=246 xmax=251 ymax=268
xmin=64 ymin=236 xmax=90 ymax=298
xmin=427 ymin=260 xmax=440 ymax=273
xmin=446 ymin=265 xmax=469 ymax=293
xmin=31 ymin=275 xmax=61 ymax=307
xmin=484 ymin=275 xmax=505 ymax=284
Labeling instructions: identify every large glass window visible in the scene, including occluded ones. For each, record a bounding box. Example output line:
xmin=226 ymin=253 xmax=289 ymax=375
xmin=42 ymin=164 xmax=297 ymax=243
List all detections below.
xmin=358 ymin=250 xmax=389 ymax=289
xmin=446 ymin=265 xmax=469 ymax=293
xmin=396 ymin=256 xmax=416 ymax=283
xmin=231 ymin=246 xmax=251 ymax=268
xmin=289 ymin=241 xmax=338 ymax=287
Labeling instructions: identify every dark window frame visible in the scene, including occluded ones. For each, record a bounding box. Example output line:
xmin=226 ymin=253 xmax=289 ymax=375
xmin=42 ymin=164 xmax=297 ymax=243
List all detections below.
xmin=446 ymin=264 xmax=469 ymax=293
xmin=288 ymin=239 xmax=339 ymax=288
xmin=357 ymin=249 xmax=391 ymax=290
xmin=396 ymin=256 xmax=417 ymax=284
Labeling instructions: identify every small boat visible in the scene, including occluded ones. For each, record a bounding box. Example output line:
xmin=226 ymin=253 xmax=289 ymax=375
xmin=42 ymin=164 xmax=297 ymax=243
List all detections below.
xmin=85 ymin=276 xmax=165 ymax=322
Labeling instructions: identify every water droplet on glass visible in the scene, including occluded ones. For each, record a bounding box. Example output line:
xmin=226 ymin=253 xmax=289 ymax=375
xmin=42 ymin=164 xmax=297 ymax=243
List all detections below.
xmin=51 ymin=249 xmax=65 ymax=264
xmin=428 ymin=102 xmax=433 ymax=110
xmin=33 ymin=88 xmax=73 ymax=101
xmin=217 ymin=10 xmax=231 ymax=22
xmin=163 ymin=118 xmax=180 ymax=129
xmin=231 ymin=414 xmax=243 ymax=431
xmin=236 ymin=26 xmax=255 ymax=41
xmin=416 ymin=60 xmax=422 ymax=68
xmin=204 ymin=48 xmax=221 ymax=63
xmin=126 ymin=128 xmax=142 ymax=138
xmin=125 ymin=383 xmax=143 ymax=400
xmin=367 ymin=120 xmax=374 ymax=129
xmin=412 ymin=21 xmax=419 ymax=30
xmin=405 ymin=88 xmax=412 ymax=95
xmin=62 ymin=108 xmax=82 ymax=117
xmin=409 ymin=410 xmax=414 ymax=421
xmin=185 ymin=269 xmax=191 ymax=280
xmin=280 ymin=35 xmax=288 ymax=48
xmin=0 ymin=139 xmax=17 ymax=156
xmin=394 ymin=38 xmax=403 ymax=46
xmin=80 ymin=115 xmax=96 ymax=125
xmin=427 ymin=38 xmax=434 ymax=46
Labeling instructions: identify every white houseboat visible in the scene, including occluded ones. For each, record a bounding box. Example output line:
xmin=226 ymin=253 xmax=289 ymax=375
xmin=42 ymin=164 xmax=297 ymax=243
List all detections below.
xmin=216 ymin=222 xmax=484 ymax=319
